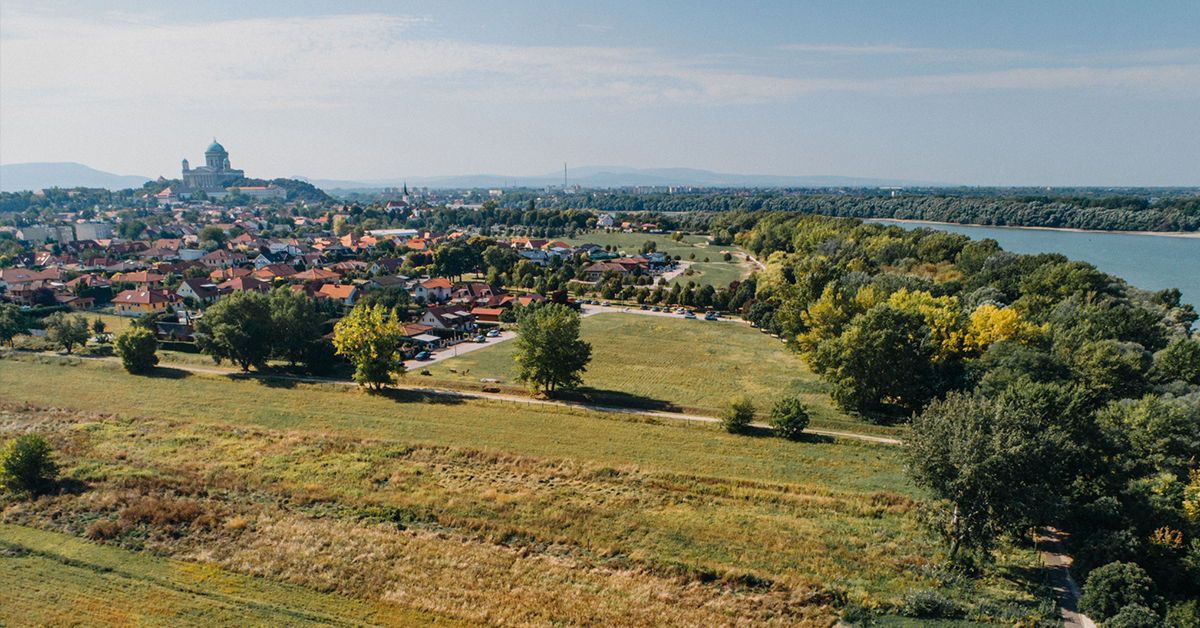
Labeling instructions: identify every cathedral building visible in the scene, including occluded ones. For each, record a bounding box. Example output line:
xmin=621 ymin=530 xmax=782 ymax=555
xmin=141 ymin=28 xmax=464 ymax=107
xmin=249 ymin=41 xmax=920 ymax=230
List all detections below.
xmin=182 ymin=140 xmax=244 ymax=188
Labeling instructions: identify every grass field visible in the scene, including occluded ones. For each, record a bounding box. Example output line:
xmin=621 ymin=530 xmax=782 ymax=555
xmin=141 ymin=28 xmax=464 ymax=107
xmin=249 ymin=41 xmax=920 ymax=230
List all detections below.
xmin=0 ymin=524 xmax=462 ymax=627
xmin=433 ymin=312 xmax=854 ymax=425
xmin=561 ymin=232 xmax=711 ymax=259
xmin=667 ymin=261 xmax=753 ymax=289
xmin=0 ymin=359 xmax=1057 ymax=626
xmin=0 ymin=355 xmax=902 ymax=493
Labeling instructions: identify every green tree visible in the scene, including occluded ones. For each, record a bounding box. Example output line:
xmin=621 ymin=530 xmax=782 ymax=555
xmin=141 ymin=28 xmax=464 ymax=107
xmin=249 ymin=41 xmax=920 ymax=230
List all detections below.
xmin=512 ymin=304 xmax=592 ymax=397
xmin=91 ymin=317 xmax=107 ymax=341
xmin=770 ymin=396 xmax=810 ymax=440
xmin=46 ymin=312 xmax=91 ymax=354
xmin=332 ymin=304 xmax=406 ymax=390
xmin=198 ymin=225 xmax=226 ymax=246
xmin=721 ymin=394 xmax=756 ymax=434
xmin=1104 ymin=606 xmax=1162 ymax=628
xmin=195 ymin=291 xmax=274 ymax=371
xmin=269 ymin=289 xmax=324 ymax=367
xmin=1079 ymin=562 xmax=1162 ymax=623
xmin=0 ymin=434 xmax=58 ymax=495
xmin=0 ymin=305 xmax=29 ymax=347
xmin=1154 ymin=336 xmax=1200 ymax=385
xmin=113 ymin=327 xmax=159 ymax=374
xmin=809 ymin=304 xmax=935 ymax=417
xmin=904 ymin=391 xmax=1067 ymax=558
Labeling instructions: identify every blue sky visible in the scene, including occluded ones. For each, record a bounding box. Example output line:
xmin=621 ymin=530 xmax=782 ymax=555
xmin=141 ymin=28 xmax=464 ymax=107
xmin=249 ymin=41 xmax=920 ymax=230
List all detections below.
xmin=2 ymin=1 xmax=1197 ymax=186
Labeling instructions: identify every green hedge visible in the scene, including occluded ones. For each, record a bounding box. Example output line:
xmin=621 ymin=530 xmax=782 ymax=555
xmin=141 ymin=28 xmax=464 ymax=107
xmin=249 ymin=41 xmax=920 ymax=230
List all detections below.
xmin=158 ymin=341 xmax=201 ymax=353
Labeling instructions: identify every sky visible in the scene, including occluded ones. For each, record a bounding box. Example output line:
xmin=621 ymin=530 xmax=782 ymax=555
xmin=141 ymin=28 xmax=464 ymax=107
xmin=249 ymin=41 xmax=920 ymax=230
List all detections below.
xmin=2 ymin=1 xmax=1198 ymax=186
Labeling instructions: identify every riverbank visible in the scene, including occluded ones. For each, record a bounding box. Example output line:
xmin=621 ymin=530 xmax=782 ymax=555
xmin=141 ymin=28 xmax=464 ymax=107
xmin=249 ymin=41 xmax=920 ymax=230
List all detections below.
xmin=865 ymin=217 xmax=1200 ymax=238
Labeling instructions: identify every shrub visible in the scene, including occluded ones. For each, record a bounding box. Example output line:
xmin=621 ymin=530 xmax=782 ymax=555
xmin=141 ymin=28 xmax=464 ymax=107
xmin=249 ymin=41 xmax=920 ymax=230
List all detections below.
xmin=114 ymin=327 xmax=159 ymax=374
xmin=1104 ymin=605 xmax=1162 ymax=628
xmin=770 ymin=395 xmax=811 ymax=440
xmin=0 ymin=434 xmax=59 ymax=495
xmin=899 ymin=588 xmax=962 ymax=618
xmin=1079 ymin=562 xmax=1162 ymax=623
xmin=721 ymin=394 xmax=755 ymax=434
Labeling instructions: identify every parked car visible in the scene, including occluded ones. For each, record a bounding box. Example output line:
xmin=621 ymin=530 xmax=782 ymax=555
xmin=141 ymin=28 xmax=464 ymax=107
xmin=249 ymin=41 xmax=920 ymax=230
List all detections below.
xmin=684 ymin=311 xmax=697 ymax=319
xmin=486 ymin=329 xmax=500 ymax=338
xmin=651 ymin=306 xmax=661 ymax=312
xmin=601 ymin=301 xmax=610 ymax=307
xmin=704 ymin=312 xmax=718 ymax=320
xmin=474 ymin=335 xmax=487 ymax=343
xmin=414 ymin=351 xmax=430 ymax=360
xmin=639 ymin=304 xmax=649 ymax=310
xmin=675 ymin=308 xmax=686 ymax=314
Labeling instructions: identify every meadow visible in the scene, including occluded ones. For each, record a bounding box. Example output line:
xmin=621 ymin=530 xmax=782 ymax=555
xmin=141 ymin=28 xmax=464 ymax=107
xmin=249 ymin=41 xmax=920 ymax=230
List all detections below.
xmin=433 ymin=312 xmax=860 ymax=428
xmin=0 ymin=524 xmax=459 ymax=627
xmin=0 ymin=339 xmax=1052 ymax=626
xmin=0 ymin=394 xmax=1050 ymax=627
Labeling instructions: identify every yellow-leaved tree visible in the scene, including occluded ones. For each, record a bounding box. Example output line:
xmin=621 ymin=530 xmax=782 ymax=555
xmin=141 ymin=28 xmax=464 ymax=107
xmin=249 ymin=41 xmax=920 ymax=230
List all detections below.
xmin=333 ymin=304 xmax=407 ymax=390
xmin=796 ymin=283 xmax=880 ymax=356
xmin=964 ymin=303 xmax=1045 ymax=356
xmin=886 ymin=289 xmax=966 ymax=364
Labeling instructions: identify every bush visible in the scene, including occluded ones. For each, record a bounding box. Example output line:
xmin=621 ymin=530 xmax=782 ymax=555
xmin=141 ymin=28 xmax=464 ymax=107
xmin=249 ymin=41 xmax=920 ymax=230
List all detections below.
xmin=1080 ymin=562 xmax=1162 ymax=623
xmin=770 ymin=395 xmax=811 ymax=440
xmin=1104 ymin=605 xmax=1162 ymax=628
xmin=0 ymin=434 xmax=59 ymax=495
xmin=899 ymin=588 xmax=962 ymax=618
xmin=76 ymin=344 xmax=114 ymax=358
xmin=114 ymin=327 xmax=159 ymax=374
xmin=721 ymin=394 xmax=756 ymax=434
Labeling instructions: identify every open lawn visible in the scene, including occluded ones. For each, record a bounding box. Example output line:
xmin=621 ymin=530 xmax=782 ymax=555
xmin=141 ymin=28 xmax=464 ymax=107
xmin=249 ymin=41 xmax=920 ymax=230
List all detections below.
xmin=668 ymin=261 xmax=752 ymax=289
xmin=430 ymin=312 xmax=866 ymax=429
xmin=0 ymin=354 xmax=902 ymax=494
xmin=0 ymin=359 xmax=1055 ymax=626
xmin=561 ymin=231 xmax=712 ymax=259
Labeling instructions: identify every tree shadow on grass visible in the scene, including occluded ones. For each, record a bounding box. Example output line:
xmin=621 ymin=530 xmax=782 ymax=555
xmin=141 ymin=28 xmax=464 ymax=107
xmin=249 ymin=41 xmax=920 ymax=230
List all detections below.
xmin=561 ymin=387 xmax=676 ymax=412
xmin=257 ymin=377 xmax=297 ymax=389
xmin=376 ymin=387 xmax=466 ymax=405
xmin=142 ymin=366 xmax=193 ymax=380
xmin=54 ymin=477 xmax=90 ymax=496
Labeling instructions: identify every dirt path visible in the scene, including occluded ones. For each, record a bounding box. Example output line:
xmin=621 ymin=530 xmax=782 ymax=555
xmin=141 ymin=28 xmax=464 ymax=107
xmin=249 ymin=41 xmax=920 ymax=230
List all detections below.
xmin=1036 ymin=528 xmax=1096 ymax=628
xmin=35 ymin=353 xmax=898 ymax=445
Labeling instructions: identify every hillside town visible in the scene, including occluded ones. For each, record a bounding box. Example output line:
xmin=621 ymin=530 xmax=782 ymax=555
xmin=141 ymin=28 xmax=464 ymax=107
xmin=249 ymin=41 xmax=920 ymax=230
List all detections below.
xmin=0 ymin=176 xmax=759 ymax=364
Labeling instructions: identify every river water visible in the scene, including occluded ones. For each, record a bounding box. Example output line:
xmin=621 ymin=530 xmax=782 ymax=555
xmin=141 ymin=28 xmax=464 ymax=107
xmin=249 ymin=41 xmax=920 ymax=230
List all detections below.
xmin=865 ymin=219 xmax=1200 ymax=311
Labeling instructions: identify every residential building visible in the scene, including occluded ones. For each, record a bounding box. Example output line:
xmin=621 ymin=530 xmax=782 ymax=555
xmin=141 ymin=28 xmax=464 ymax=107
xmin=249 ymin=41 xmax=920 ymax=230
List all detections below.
xmin=112 ymin=289 xmax=179 ymax=316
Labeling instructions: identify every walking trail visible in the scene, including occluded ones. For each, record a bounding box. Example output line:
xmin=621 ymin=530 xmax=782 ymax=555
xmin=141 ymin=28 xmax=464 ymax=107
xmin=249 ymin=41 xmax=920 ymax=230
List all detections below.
xmin=52 ymin=354 xmax=898 ymax=445
xmin=1035 ymin=528 xmax=1096 ymax=628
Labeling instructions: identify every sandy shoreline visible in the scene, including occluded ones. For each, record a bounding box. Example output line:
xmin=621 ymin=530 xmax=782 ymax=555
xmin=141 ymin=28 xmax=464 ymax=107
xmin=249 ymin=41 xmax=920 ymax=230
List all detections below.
xmin=864 ymin=217 xmax=1200 ymax=238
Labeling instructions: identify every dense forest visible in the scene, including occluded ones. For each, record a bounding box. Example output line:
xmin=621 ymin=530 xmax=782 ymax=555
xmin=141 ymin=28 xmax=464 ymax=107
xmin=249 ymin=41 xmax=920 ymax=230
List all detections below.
xmin=515 ymin=192 xmax=1200 ymax=233
xmin=719 ymin=210 xmax=1199 ymax=626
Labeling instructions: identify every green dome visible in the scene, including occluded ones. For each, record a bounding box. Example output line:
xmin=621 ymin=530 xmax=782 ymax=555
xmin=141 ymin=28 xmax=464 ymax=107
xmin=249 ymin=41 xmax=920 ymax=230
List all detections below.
xmin=206 ymin=140 xmax=225 ymax=153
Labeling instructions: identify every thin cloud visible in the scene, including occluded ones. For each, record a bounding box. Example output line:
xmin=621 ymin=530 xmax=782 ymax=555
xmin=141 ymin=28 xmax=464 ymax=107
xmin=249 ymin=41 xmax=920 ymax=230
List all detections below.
xmin=779 ymin=43 xmax=1200 ymax=66
xmin=3 ymin=10 xmax=1198 ymax=118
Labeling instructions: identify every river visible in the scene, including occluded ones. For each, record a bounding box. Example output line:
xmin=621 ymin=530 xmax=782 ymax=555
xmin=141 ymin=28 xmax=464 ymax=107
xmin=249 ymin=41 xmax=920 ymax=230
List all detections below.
xmin=865 ymin=219 xmax=1200 ymax=312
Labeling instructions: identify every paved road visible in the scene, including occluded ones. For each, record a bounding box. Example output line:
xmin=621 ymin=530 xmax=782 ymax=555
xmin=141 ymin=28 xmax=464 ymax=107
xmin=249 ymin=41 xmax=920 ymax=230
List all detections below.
xmin=402 ymin=331 xmax=516 ymax=370
xmin=1036 ymin=528 xmax=1096 ymax=628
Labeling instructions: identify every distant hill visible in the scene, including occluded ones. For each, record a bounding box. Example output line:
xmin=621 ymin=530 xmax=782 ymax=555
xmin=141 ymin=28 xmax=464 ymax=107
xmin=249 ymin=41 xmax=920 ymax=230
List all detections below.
xmin=305 ymin=166 xmax=951 ymax=191
xmin=0 ymin=162 xmax=153 ymax=193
